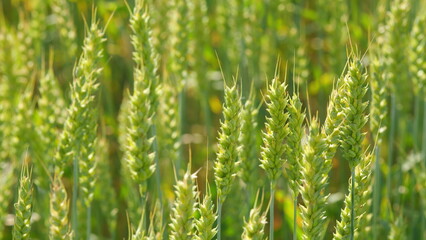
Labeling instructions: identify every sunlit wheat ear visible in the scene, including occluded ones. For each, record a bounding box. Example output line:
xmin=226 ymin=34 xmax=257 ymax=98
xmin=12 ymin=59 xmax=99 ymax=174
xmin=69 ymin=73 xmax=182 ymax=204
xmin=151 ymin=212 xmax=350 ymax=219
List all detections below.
xmin=49 ymin=176 xmax=72 ymax=240
xmin=125 ymin=0 xmax=159 ymax=197
xmin=299 ymin=118 xmax=329 ymax=240
xmin=340 ymin=57 xmax=369 ymax=169
xmin=285 ymin=92 xmax=305 ymax=196
xmin=13 ymin=163 xmax=33 ymax=240
xmin=259 ymin=76 xmax=289 ymax=184
xmin=259 ymin=75 xmax=289 ymax=240
xmin=338 ymin=55 xmax=369 ymax=240
xmin=333 ymin=153 xmax=374 ymax=240
xmin=241 ymin=192 xmax=268 ymax=240
xmin=194 ymin=188 xmax=217 ymax=240
xmin=54 ymin=18 xmax=106 ymax=176
xmin=214 ymin=79 xmax=242 ymax=203
xmin=169 ymin=167 xmax=198 ymax=240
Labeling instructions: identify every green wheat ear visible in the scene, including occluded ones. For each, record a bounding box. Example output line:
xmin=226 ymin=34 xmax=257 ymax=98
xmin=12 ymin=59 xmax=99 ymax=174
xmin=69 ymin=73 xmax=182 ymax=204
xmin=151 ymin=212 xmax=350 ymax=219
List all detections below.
xmin=241 ymin=192 xmax=268 ymax=240
xmin=194 ymin=187 xmax=218 ymax=240
xmin=238 ymin=87 xmax=260 ymax=186
xmin=13 ymin=163 xmax=33 ymax=240
xmin=126 ymin=0 xmax=159 ymax=197
xmin=259 ymin=76 xmax=289 ymax=184
xmin=49 ymin=176 xmax=72 ymax=240
xmin=369 ymin=53 xmax=388 ymax=144
xmin=333 ymin=153 xmax=374 ymax=240
xmin=340 ymin=56 xmax=369 ymax=169
xmin=299 ymin=118 xmax=329 ymax=240
xmin=214 ymin=79 xmax=242 ymax=202
xmin=285 ymin=92 xmax=305 ymax=196
xmin=169 ymin=167 xmax=198 ymax=240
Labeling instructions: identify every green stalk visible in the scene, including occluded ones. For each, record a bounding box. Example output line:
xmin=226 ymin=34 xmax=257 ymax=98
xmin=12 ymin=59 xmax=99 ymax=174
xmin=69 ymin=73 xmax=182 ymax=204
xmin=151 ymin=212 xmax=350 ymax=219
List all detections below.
xmin=270 ymin=182 xmax=275 ymax=240
xmin=414 ymin=95 xmax=420 ymax=150
xmin=217 ymin=198 xmax=223 ymax=240
xmin=350 ymin=168 xmax=355 ymax=240
xmin=373 ymin=146 xmax=381 ymax=240
xmin=72 ymin=154 xmax=78 ymax=240
xmin=86 ymin=206 xmax=91 ymax=240
xmin=423 ymin=99 xmax=426 ymax=164
xmin=387 ymin=94 xmax=397 ymax=204
xmin=293 ymin=196 xmax=297 ymax=240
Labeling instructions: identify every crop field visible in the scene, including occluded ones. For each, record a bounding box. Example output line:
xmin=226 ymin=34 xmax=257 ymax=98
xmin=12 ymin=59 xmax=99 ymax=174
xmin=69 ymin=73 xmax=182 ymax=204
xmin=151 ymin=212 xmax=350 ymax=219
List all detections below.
xmin=0 ymin=0 xmax=425 ymax=239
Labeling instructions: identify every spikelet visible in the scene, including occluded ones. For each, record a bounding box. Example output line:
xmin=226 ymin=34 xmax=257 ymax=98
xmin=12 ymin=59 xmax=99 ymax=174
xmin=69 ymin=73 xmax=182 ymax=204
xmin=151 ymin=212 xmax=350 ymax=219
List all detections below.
xmin=241 ymin=196 xmax=267 ymax=240
xmin=169 ymin=168 xmax=198 ymax=240
xmin=339 ymin=57 xmax=368 ymax=169
xmin=194 ymin=191 xmax=217 ymax=240
xmin=13 ymin=164 xmax=33 ymax=240
xmin=285 ymin=93 xmax=305 ymax=195
xmin=49 ymin=176 xmax=72 ymax=240
xmin=51 ymin=0 xmax=77 ymax=57
xmin=333 ymin=153 xmax=374 ymax=240
xmin=238 ymin=89 xmax=259 ymax=185
xmin=369 ymin=54 xmax=388 ymax=144
xmin=299 ymin=118 xmax=329 ymax=240
xmin=410 ymin=14 xmax=426 ymax=99
xmin=259 ymin=77 xmax=289 ymax=184
xmin=214 ymin=80 xmax=242 ymax=202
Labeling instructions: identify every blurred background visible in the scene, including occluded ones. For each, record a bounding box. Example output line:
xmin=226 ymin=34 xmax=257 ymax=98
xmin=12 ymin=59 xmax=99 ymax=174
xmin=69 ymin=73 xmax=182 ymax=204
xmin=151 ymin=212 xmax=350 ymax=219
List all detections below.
xmin=0 ymin=0 xmax=424 ymax=239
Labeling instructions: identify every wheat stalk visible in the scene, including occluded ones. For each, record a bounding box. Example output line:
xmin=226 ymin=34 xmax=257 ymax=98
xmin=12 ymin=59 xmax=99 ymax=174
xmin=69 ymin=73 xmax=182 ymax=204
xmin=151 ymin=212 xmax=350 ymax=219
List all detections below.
xmin=241 ymin=193 xmax=267 ymax=240
xmin=194 ymin=190 xmax=217 ymax=240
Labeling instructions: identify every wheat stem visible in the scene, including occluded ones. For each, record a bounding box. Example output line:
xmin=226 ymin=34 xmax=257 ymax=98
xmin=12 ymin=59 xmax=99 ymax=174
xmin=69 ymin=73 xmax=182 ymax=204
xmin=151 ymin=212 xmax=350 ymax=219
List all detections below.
xmin=350 ymin=168 xmax=355 ymax=240
xmin=270 ymin=182 xmax=275 ymax=240
xmin=293 ymin=196 xmax=297 ymax=240
xmin=217 ymin=199 xmax=223 ymax=240
xmin=373 ymin=146 xmax=381 ymax=240
xmin=423 ymin=99 xmax=426 ymax=164
xmin=387 ymin=94 xmax=397 ymax=205
xmin=86 ymin=206 xmax=91 ymax=240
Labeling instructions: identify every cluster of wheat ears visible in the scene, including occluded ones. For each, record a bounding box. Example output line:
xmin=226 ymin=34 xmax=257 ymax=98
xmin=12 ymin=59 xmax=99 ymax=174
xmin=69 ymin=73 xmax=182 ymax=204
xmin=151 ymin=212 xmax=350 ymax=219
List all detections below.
xmin=0 ymin=0 xmax=425 ymax=239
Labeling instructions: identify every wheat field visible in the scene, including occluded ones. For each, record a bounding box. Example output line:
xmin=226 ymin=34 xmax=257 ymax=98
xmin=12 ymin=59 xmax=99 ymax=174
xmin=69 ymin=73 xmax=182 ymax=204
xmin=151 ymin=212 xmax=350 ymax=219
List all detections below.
xmin=0 ymin=0 xmax=425 ymax=239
